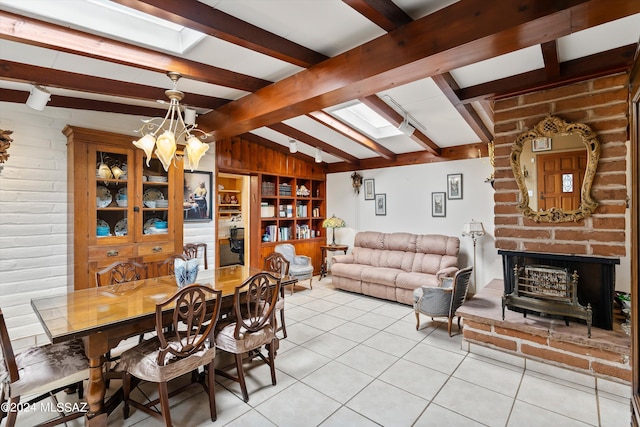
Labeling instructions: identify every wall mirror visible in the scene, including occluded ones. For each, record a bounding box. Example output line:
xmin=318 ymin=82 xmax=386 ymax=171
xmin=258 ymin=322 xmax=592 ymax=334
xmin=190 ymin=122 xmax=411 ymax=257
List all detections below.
xmin=510 ymin=115 xmax=600 ymax=222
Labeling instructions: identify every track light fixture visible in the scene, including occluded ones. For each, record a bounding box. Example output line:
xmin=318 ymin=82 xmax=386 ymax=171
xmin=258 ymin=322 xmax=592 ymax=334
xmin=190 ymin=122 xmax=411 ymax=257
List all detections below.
xmin=398 ymin=116 xmax=415 ymax=136
xmin=26 ymin=85 xmax=51 ymax=111
xmin=315 ymin=147 xmax=322 ymax=163
xmin=382 ymin=94 xmax=425 ymax=136
xmin=289 ymin=138 xmax=298 ymax=153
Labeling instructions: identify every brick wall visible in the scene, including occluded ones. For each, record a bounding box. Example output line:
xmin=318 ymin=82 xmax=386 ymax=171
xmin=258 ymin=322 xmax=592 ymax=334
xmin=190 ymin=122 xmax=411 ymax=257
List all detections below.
xmin=493 ymin=73 xmax=629 ymax=257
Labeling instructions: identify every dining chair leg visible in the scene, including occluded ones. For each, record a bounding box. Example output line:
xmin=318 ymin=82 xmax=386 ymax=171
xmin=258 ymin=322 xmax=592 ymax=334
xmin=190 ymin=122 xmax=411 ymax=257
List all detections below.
xmin=5 ymin=396 xmax=19 ymax=427
xmin=415 ymin=312 xmax=420 ymax=330
xmin=207 ymin=360 xmax=217 ymax=421
xmin=268 ymin=341 xmax=277 ymax=386
xmin=158 ymin=381 xmax=171 ymax=426
xmin=123 ymin=372 xmax=131 ymax=419
xmin=279 ymin=309 xmax=287 ymax=339
xmin=235 ymin=353 xmax=249 ymax=402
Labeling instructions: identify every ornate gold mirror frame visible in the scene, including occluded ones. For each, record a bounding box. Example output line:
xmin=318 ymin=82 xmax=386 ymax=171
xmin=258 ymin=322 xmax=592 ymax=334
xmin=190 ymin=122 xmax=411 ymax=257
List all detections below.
xmin=510 ymin=115 xmax=600 ymax=222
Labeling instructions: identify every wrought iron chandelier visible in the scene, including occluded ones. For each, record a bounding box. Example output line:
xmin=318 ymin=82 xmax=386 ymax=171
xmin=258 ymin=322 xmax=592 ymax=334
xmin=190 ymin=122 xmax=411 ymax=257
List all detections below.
xmin=133 ymin=72 xmax=210 ymax=172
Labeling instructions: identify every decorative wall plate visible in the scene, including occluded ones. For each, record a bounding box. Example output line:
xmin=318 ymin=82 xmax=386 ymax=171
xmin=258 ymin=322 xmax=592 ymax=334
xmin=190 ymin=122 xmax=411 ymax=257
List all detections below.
xmin=96 ymin=186 xmax=112 ymax=208
xmin=143 ymin=188 xmax=164 ymax=201
xmin=114 ymin=218 xmax=127 ymax=236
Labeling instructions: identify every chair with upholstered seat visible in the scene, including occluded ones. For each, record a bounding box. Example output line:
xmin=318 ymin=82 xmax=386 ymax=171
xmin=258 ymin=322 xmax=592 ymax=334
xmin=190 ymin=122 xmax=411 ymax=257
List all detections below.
xmin=414 ymin=266 xmax=473 ymax=336
xmin=183 ymin=243 xmax=208 ymax=270
xmin=121 ymin=285 xmax=222 ymax=426
xmin=275 ymin=243 xmax=313 ymax=294
xmin=263 ymin=252 xmax=290 ymax=339
xmin=215 ymin=272 xmax=280 ymax=402
xmin=96 ymin=260 xmax=148 ymax=287
xmin=0 ymin=309 xmax=88 ymax=427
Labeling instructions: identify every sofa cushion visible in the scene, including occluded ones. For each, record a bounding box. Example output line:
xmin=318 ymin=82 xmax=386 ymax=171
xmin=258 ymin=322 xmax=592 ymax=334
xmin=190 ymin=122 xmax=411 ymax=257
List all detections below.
xmin=382 ymin=232 xmax=417 ymax=252
xmin=330 ymin=262 xmax=369 ymax=280
xmin=361 ymin=267 xmax=401 ymax=287
xmin=396 ymin=271 xmax=440 ymax=290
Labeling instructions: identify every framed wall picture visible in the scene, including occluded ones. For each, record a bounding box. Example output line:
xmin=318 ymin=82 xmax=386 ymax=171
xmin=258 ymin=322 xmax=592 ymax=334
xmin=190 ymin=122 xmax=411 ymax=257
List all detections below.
xmin=432 ymin=192 xmax=446 ymax=217
xmin=532 ymin=136 xmax=552 ymax=152
xmin=447 ymin=173 xmax=463 ymax=200
xmin=184 ymin=170 xmax=213 ymax=222
xmin=364 ymin=178 xmax=375 ymax=200
xmin=375 ymin=193 xmax=386 ymax=216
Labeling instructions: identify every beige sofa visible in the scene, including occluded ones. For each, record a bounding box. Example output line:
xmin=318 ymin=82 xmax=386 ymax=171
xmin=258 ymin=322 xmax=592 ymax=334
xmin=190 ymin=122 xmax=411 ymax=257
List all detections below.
xmin=330 ymin=231 xmax=460 ymax=305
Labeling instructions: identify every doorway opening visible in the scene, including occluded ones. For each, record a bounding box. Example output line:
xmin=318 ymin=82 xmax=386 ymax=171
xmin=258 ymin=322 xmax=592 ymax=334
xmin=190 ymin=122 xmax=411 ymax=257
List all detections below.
xmin=217 ymin=173 xmax=250 ymax=267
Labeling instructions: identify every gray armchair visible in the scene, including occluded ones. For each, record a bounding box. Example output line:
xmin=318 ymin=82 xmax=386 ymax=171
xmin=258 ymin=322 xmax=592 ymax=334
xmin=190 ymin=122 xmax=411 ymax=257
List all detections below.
xmin=413 ymin=266 xmax=473 ymax=336
xmin=275 ymin=243 xmax=313 ymax=294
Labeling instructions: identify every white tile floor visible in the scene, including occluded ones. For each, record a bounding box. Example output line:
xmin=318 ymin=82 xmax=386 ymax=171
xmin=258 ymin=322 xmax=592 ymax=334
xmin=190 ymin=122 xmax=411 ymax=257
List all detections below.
xmin=10 ymin=277 xmax=631 ymax=426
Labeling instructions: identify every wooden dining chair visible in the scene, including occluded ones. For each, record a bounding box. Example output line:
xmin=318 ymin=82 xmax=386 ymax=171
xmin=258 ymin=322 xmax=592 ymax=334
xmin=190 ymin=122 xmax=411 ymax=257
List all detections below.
xmin=95 ymin=260 xmax=148 ymax=287
xmin=95 ymin=260 xmax=148 ymax=386
xmin=156 ymin=254 xmax=188 ymax=276
xmin=215 ymin=272 xmax=280 ymax=402
xmin=121 ymin=285 xmax=222 ymax=426
xmin=263 ymin=252 xmax=290 ymax=339
xmin=183 ymin=242 xmax=208 ymax=270
xmin=0 ymin=309 xmax=89 ymax=427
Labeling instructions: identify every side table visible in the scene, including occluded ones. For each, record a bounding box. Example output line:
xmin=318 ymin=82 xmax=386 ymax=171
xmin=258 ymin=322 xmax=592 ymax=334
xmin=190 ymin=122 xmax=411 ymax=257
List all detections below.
xmin=319 ymin=244 xmax=348 ymax=280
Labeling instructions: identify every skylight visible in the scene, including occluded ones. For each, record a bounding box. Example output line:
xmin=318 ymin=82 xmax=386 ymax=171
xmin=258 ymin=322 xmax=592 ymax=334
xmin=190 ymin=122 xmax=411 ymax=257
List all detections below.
xmin=0 ymin=0 xmax=205 ymax=54
xmin=331 ymin=102 xmax=403 ymax=139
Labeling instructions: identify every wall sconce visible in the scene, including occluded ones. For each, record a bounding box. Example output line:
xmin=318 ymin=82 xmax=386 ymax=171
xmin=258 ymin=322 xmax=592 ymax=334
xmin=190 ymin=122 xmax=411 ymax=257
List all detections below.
xmin=289 ymin=138 xmax=298 ymax=153
xmin=315 ymin=147 xmax=322 ymax=163
xmin=26 ymin=85 xmax=51 ymax=111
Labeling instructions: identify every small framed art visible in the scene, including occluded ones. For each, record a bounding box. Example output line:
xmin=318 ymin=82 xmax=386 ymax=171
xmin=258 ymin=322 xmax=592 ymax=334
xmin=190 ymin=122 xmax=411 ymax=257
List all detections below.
xmin=532 ymin=136 xmax=552 ymax=152
xmin=447 ymin=173 xmax=463 ymax=200
xmin=375 ymin=193 xmax=386 ymax=216
xmin=364 ymin=179 xmax=375 ymax=200
xmin=184 ymin=170 xmax=213 ymax=222
xmin=432 ymin=192 xmax=446 ymax=217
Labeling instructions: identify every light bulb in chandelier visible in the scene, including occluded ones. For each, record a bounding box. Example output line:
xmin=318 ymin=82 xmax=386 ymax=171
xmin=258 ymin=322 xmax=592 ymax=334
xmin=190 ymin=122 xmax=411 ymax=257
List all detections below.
xmin=132 ymin=72 xmax=211 ymax=172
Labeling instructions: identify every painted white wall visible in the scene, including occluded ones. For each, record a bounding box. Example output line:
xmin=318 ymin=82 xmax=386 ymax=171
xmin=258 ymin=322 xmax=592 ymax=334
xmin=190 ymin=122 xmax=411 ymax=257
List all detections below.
xmin=0 ymin=102 xmax=216 ymax=351
xmin=326 ymin=158 xmax=503 ymax=292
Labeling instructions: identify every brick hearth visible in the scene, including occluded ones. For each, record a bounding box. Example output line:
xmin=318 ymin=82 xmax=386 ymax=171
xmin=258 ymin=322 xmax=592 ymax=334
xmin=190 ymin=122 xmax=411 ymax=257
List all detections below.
xmin=457 ymin=280 xmax=631 ymax=383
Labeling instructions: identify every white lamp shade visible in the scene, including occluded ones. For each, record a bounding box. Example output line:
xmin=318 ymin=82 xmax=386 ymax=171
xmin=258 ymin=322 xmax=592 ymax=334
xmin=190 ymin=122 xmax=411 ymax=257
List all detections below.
xmin=133 ymin=134 xmax=156 ymax=167
xmin=185 ymin=135 xmax=209 ymax=171
xmin=289 ymin=139 xmax=298 ymax=153
xmin=155 ymin=130 xmax=177 ymax=172
xmin=26 ymin=85 xmax=51 ymax=111
xmin=463 ymin=220 xmax=485 ymax=237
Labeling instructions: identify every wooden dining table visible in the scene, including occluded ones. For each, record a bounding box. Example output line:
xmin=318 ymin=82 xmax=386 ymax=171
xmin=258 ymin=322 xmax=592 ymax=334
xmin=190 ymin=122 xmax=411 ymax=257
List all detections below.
xmin=31 ymin=265 xmax=296 ymax=427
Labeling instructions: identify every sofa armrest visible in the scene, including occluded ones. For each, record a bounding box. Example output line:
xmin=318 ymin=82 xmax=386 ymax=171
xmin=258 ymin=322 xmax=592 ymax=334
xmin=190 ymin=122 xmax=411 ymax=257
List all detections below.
xmin=436 ymin=267 xmax=459 ymax=284
xmin=331 ymin=254 xmax=353 ymax=264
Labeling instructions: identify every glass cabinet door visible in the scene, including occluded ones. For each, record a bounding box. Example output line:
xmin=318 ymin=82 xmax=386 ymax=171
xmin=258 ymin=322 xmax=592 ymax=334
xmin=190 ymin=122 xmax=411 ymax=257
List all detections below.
xmin=136 ymin=152 xmax=176 ymax=241
xmin=90 ymin=143 xmax=133 ymax=244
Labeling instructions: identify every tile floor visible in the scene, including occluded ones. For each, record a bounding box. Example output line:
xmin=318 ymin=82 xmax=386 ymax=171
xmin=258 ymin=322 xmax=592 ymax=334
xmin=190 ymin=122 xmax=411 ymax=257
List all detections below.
xmin=11 ymin=277 xmax=631 ymax=426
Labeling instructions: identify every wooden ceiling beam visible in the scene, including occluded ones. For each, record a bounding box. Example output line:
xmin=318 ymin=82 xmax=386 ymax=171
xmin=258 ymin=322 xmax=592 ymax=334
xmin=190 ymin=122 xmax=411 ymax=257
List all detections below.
xmin=541 ymin=41 xmax=561 ymax=78
xmin=0 ymin=88 xmax=168 ymax=116
xmin=360 ymin=95 xmax=441 ymax=155
xmin=432 ymin=73 xmax=493 ymax=143
xmin=457 ymin=43 xmax=636 ymax=102
xmin=342 ymin=0 xmax=412 ymax=31
xmin=267 ymin=122 xmax=361 ymax=165
xmin=327 ymin=142 xmax=489 ymax=173
xmin=0 ymin=10 xmax=270 ymax=92
xmin=307 ymin=111 xmax=396 ymax=161
xmin=0 ymin=61 xmax=228 ymax=110
xmin=201 ymin=0 xmax=625 ymax=139
xmin=111 ymin=0 xmax=328 ymax=68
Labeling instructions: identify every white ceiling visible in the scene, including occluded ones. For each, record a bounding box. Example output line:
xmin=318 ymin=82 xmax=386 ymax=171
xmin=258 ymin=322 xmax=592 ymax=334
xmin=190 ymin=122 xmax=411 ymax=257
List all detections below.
xmin=0 ymin=0 xmax=639 ymax=165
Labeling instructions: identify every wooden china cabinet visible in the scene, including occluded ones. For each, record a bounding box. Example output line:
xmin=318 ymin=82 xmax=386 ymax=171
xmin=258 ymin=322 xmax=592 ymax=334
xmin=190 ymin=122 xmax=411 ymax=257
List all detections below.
xmin=64 ymin=126 xmax=183 ymax=290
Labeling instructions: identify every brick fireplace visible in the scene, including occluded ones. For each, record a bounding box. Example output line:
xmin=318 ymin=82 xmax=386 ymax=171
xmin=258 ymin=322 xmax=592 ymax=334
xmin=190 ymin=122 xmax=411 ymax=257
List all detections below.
xmin=462 ymin=72 xmax=631 ymax=382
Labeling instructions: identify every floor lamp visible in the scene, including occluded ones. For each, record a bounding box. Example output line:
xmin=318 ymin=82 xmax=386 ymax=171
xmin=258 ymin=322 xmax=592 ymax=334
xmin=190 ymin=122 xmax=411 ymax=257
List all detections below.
xmin=462 ymin=219 xmax=485 ymax=295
